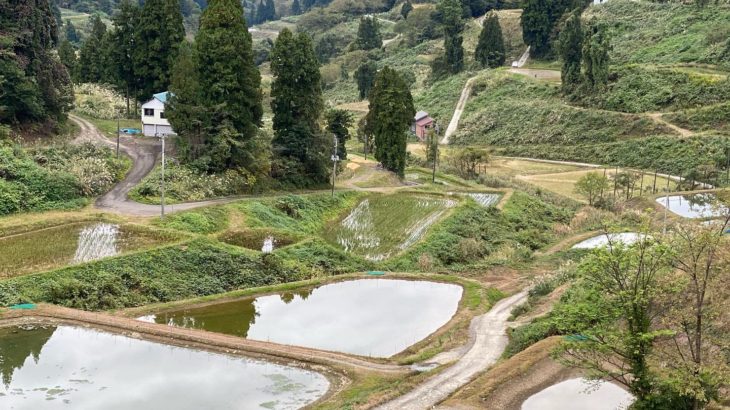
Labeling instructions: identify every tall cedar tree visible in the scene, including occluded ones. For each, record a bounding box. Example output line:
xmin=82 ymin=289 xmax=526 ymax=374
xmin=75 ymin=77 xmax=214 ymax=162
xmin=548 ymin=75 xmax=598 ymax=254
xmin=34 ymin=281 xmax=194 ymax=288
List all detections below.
xmin=438 ymin=0 xmax=464 ymax=74
xmin=76 ymin=15 xmax=107 ymax=83
xmin=134 ymin=0 xmax=184 ymax=99
xmin=110 ymin=0 xmax=140 ymax=116
xmin=355 ymin=62 xmax=377 ymax=100
xmin=167 ymin=41 xmax=208 ymax=162
xmin=521 ymin=0 xmax=578 ymax=57
xmin=356 ymin=17 xmax=382 ymax=50
xmin=271 ymin=29 xmax=329 ymax=185
xmin=475 ymin=13 xmax=505 ymax=68
xmin=558 ymin=10 xmax=582 ymax=94
xmin=194 ymin=0 xmax=263 ymax=171
xmin=0 ymin=0 xmax=73 ymax=124
xmin=325 ymin=109 xmax=354 ymax=160
xmin=401 ymin=0 xmax=413 ymax=19
xmin=583 ymin=23 xmax=610 ymax=90
xmin=291 ymin=0 xmax=302 ymax=15
xmin=366 ymin=66 xmax=415 ymax=177
xmin=64 ymin=21 xmax=79 ymax=43
xmin=58 ymin=40 xmax=76 ymax=75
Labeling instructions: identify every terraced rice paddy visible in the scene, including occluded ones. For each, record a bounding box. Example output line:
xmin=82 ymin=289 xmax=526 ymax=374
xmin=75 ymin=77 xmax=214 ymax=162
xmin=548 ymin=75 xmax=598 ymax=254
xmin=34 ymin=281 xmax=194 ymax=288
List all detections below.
xmin=572 ymin=233 xmax=642 ymax=249
xmin=656 ymin=193 xmax=729 ymax=219
xmin=464 ymin=192 xmax=501 ymax=207
xmin=323 ymin=194 xmax=457 ymax=261
xmin=0 ymin=325 xmax=329 ymax=409
xmin=0 ymin=222 xmax=175 ymax=277
xmin=521 ymin=378 xmax=634 ymax=410
xmin=141 ymin=279 xmax=463 ymax=357
xmin=219 ymin=229 xmax=298 ymax=253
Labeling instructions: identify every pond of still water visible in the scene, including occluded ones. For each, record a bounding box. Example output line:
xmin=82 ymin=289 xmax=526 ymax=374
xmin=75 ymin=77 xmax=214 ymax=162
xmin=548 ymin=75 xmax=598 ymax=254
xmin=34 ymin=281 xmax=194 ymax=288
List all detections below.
xmin=141 ymin=279 xmax=463 ymax=358
xmin=522 ymin=378 xmax=634 ymax=410
xmin=656 ymin=193 xmax=728 ymax=219
xmin=0 ymin=325 xmax=329 ymax=410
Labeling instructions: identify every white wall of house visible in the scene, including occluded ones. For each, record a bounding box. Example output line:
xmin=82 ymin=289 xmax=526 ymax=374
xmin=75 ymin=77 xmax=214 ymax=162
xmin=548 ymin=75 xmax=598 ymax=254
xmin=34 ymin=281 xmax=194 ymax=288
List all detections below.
xmin=141 ymin=98 xmax=174 ymax=137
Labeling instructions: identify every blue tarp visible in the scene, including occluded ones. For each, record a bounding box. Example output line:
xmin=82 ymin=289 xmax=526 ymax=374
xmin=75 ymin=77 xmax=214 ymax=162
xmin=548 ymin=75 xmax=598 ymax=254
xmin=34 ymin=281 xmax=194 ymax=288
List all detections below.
xmin=9 ymin=304 xmax=36 ymax=310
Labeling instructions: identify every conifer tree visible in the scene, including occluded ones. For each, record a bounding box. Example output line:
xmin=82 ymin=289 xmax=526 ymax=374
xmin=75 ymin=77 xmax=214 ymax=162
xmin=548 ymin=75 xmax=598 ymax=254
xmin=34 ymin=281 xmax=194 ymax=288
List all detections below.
xmin=582 ymin=23 xmax=610 ymax=90
xmin=110 ymin=0 xmax=140 ymax=115
xmin=401 ymin=0 xmax=413 ymax=19
xmin=438 ymin=0 xmax=464 ymax=74
xmin=558 ymin=9 xmax=582 ymax=93
xmin=270 ymin=29 xmax=329 ymax=185
xmin=58 ymin=40 xmax=76 ymax=75
xmin=195 ymin=0 xmax=263 ymax=171
xmin=291 ymin=0 xmax=302 ymax=15
xmin=166 ymin=42 xmax=207 ymax=161
xmin=356 ymin=17 xmax=382 ymax=50
xmin=133 ymin=0 xmax=184 ymax=99
xmin=475 ymin=13 xmax=505 ymax=68
xmin=64 ymin=21 xmax=79 ymax=43
xmin=366 ymin=66 xmax=415 ymax=177
xmin=355 ymin=62 xmax=377 ymax=100
xmin=76 ymin=15 xmax=106 ymax=83
xmin=325 ymin=109 xmax=354 ymax=160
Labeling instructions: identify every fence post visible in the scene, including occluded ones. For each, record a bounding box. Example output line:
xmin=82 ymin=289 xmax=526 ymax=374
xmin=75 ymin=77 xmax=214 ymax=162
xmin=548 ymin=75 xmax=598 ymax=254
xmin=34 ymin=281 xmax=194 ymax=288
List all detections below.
xmin=653 ymin=170 xmax=658 ymax=194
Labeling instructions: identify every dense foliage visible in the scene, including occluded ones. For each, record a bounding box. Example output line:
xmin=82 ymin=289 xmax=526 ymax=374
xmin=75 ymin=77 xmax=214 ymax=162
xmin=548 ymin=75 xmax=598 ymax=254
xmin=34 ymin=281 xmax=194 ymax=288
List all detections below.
xmin=0 ymin=0 xmax=73 ymax=127
xmin=366 ymin=66 xmax=415 ymax=177
xmin=475 ymin=13 xmax=506 ymax=69
xmin=355 ymin=16 xmax=382 ymax=50
xmin=270 ymin=29 xmax=329 ymax=186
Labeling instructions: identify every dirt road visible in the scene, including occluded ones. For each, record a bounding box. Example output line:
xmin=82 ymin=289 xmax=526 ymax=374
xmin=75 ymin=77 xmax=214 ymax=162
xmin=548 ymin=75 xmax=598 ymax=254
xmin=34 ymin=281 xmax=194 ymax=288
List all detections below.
xmin=70 ymin=114 xmax=242 ymax=217
xmin=442 ymin=76 xmax=477 ymax=144
xmin=376 ymin=290 xmax=529 ymax=409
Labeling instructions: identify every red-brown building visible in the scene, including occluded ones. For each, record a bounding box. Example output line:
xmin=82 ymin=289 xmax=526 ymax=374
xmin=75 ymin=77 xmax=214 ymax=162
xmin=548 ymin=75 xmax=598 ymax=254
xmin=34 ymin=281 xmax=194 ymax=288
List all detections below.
xmin=412 ymin=111 xmax=435 ymax=140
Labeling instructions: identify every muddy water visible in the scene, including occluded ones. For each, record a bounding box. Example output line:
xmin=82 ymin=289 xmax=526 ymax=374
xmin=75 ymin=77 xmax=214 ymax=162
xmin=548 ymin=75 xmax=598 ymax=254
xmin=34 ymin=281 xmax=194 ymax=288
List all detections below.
xmin=0 ymin=325 xmax=329 ymax=410
xmin=572 ymin=233 xmax=642 ymax=249
xmin=522 ymin=378 xmax=634 ymax=410
xmin=143 ymin=279 xmax=463 ymax=357
xmin=656 ymin=193 xmax=728 ymax=219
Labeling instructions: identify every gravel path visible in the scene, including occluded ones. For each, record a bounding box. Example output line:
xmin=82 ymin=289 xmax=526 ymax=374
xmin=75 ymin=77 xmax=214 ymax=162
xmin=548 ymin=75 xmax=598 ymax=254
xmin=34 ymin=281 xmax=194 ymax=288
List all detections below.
xmin=376 ymin=290 xmax=529 ymax=409
xmin=441 ymin=76 xmax=477 ymax=144
xmin=70 ymin=114 xmax=244 ymax=217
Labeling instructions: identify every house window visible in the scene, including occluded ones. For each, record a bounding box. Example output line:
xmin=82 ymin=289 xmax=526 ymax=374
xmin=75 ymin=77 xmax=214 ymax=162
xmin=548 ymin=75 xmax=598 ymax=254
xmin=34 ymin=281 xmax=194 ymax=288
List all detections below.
xmin=159 ymin=111 xmax=166 ymax=119
xmin=144 ymin=108 xmax=154 ymax=116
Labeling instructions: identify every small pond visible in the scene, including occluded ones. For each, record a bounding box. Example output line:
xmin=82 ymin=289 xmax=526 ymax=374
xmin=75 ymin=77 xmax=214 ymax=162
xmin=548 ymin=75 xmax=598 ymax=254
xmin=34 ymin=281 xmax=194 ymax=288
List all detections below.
xmin=0 ymin=222 xmax=173 ymax=277
xmin=323 ymin=194 xmax=457 ymax=261
xmin=0 ymin=325 xmax=329 ymax=410
xmin=141 ymin=279 xmax=463 ymax=358
xmin=572 ymin=233 xmax=642 ymax=249
xmin=522 ymin=378 xmax=634 ymax=410
xmin=656 ymin=193 xmax=728 ymax=219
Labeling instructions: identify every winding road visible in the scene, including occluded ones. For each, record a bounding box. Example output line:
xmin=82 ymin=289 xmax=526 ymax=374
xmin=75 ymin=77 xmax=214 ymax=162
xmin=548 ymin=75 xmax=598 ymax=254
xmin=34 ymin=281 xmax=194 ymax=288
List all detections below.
xmin=376 ymin=291 xmax=529 ymax=409
xmin=71 ymin=114 xmax=242 ymax=217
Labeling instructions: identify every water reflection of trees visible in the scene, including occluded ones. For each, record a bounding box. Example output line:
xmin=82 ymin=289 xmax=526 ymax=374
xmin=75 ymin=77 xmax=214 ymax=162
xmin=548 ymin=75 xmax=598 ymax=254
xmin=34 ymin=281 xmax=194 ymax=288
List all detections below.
xmin=0 ymin=326 xmax=56 ymax=387
xmin=279 ymin=288 xmax=313 ymax=304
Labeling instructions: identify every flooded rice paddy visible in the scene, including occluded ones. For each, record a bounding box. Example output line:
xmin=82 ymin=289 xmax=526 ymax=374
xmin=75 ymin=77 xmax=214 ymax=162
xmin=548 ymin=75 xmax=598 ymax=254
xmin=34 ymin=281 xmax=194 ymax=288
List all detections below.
xmin=465 ymin=193 xmax=501 ymax=207
xmin=324 ymin=194 xmax=457 ymax=261
xmin=522 ymin=378 xmax=634 ymax=410
xmin=0 ymin=222 xmax=173 ymax=277
xmin=219 ymin=229 xmax=298 ymax=253
xmin=656 ymin=193 xmax=728 ymax=219
xmin=572 ymin=233 xmax=642 ymax=249
xmin=0 ymin=325 xmax=329 ymax=410
xmin=141 ymin=279 xmax=463 ymax=357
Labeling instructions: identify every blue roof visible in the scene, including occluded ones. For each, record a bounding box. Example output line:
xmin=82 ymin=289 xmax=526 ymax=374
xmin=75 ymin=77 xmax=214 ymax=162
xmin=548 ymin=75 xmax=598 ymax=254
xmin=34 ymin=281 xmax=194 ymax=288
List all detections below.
xmin=154 ymin=91 xmax=171 ymax=103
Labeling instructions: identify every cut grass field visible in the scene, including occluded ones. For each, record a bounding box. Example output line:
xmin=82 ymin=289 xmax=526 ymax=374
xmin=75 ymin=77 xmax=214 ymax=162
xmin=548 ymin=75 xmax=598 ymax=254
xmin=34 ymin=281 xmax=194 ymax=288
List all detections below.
xmin=518 ymin=168 xmax=680 ymax=202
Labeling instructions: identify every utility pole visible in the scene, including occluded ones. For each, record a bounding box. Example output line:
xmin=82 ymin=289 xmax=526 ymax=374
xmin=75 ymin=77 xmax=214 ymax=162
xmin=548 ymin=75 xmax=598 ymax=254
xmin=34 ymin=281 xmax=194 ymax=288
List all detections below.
xmin=116 ymin=111 xmax=121 ymax=159
xmin=159 ymin=133 xmax=166 ymax=219
xmin=663 ymin=175 xmax=670 ymax=234
xmin=331 ymin=135 xmax=339 ymax=197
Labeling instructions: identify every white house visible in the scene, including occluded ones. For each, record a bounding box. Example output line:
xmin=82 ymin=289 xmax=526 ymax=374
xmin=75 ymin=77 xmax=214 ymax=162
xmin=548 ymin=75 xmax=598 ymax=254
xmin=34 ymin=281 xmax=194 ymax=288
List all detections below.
xmin=141 ymin=91 xmax=175 ymax=137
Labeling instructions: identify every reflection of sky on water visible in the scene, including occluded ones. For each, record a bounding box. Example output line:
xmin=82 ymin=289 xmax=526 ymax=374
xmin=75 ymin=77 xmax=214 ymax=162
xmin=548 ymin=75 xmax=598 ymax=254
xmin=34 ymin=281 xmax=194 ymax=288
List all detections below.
xmin=0 ymin=326 xmax=328 ymax=410
xmin=656 ymin=194 xmax=728 ymax=219
xmin=572 ymin=233 xmax=642 ymax=249
xmin=522 ymin=378 xmax=634 ymax=410
xmin=149 ymin=279 xmax=463 ymax=357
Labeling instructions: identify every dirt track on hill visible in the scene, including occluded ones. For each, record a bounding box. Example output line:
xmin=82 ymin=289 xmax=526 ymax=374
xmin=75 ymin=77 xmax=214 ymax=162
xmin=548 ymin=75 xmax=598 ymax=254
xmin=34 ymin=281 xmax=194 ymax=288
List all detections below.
xmin=70 ymin=114 xmax=245 ymax=217
xmin=375 ymin=291 xmax=529 ymax=409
